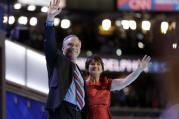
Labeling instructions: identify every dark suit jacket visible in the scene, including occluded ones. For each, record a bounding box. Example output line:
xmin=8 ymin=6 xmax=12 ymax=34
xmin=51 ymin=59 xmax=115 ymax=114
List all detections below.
xmin=44 ymin=25 xmax=88 ymax=118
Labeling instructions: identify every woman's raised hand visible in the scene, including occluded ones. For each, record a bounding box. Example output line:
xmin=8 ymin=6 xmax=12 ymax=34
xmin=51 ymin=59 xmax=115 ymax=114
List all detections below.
xmin=138 ymin=55 xmax=151 ymax=71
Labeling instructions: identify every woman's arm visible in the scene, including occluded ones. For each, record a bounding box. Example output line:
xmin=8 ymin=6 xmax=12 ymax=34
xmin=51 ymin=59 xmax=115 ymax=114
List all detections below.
xmin=110 ymin=55 xmax=151 ymax=91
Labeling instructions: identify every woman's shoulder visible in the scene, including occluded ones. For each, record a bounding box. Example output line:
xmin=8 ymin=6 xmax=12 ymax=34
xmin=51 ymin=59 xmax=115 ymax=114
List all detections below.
xmin=99 ymin=77 xmax=112 ymax=88
xmin=85 ymin=78 xmax=90 ymax=84
xmin=100 ymin=76 xmax=112 ymax=83
xmin=85 ymin=77 xmax=112 ymax=87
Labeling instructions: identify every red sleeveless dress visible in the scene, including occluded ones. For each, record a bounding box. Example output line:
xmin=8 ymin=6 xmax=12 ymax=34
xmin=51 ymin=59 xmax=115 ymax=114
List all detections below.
xmin=86 ymin=77 xmax=112 ymax=119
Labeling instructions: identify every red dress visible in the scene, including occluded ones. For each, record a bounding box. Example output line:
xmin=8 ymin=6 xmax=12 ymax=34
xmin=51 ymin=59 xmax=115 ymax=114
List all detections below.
xmin=86 ymin=77 xmax=112 ymax=119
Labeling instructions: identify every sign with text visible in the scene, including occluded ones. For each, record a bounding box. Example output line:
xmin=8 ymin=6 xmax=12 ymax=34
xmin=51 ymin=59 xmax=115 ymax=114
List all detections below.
xmin=117 ymin=0 xmax=179 ymax=11
xmin=18 ymin=0 xmax=66 ymax=7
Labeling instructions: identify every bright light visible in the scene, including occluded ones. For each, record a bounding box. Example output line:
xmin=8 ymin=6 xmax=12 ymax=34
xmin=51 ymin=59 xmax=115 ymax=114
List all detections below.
xmin=3 ymin=16 xmax=15 ymax=24
xmin=115 ymin=20 xmax=121 ymax=27
xmin=54 ymin=18 xmax=60 ymax=26
xmin=30 ymin=17 xmax=38 ymax=26
xmin=142 ymin=21 xmax=151 ymax=31
xmin=102 ymin=19 xmax=111 ymax=31
xmin=27 ymin=5 xmax=36 ymax=11
xmin=3 ymin=16 xmax=8 ymax=23
xmin=170 ymin=22 xmax=176 ymax=30
xmin=129 ymin=20 xmax=137 ymax=30
xmin=172 ymin=43 xmax=177 ymax=49
xmin=116 ymin=49 xmax=122 ymax=56
xmin=86 ymin=50 xmax=93 ymax=56
xmin=138 ymin=42 xmax=145 ymax=49
xmin=41 ymin=6 xmax=48 ymax=13
xmin=8 ymin=16 xmax=15 ymax=25
xmin=14 ymin=3 xmax=22 ymax=10
xmin=137 ymin=33 xmax=144 ymax=40
xmin=18 ymin=16 xmax=28 ymax=25
xmin=121 ymin=20 xmax=130 ymax=30
xmin=123 ymin=87 xmax=130 ymax=95
xmin=61 ymin=19 xmax=71 ymax=29
xmin=161 ymin=21 xmax=169 ymax=34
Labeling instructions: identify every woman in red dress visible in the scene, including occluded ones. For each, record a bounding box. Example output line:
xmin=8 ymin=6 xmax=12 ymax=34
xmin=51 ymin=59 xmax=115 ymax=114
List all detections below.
xmin=85 ymin=55 xmax=151 ymax=119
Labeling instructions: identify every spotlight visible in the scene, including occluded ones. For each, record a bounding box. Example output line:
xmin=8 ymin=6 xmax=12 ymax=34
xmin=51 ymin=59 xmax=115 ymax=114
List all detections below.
xmin=30 ymin=17 xmax=38 ymax=26
xmin=14 ymin=3 xmax=22 ymax=10
xmin=116 ymin=49 xmax=122 ymax=56
xmin=138 ymin=42 xmax=145 ymax=49
xmin=123 ymin=87 xmax=130 ymax=95
xmin=170 ymin=22 xmax=176 ymax=30
xmin=161 ymin=21 xmax=169 ymax=34
xmin=54 ymin=18 xmax=60 ymax=26
xmin=41 ymin=7 xmax=48 ymax=13
xmin=142 ymin=21 xmax=151 ymax=31
xmin=86 ymin=50 xmax=93 ymax=56
xmin=18 ymin=16 xmax=28 ymax=25
xmin=102 ymin=19 xmax=111 ymax=31
xmin=8 ymin=16 xmax=15 ymax=25
xmin=129 ymin=20 xmax=137 ymax=30
xmin=27 ymin=5 xmax=36 ymax=11
xmin=3 ymin=16 xmax=8 ymax=23
xmin=121 ymin=20 xmax=130 ymax=30
xmin=136 ymin=33 xmax=144 ymax=40
xmin=61 ymin=19 xmax=71 ymax=29
xmin=172 ymin=43 xmax=177 ymax=49
xmin=115 ymin=20 xmax=121 ymax=27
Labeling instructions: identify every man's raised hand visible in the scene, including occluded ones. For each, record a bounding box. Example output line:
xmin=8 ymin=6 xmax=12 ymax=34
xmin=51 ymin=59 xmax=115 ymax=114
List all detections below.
xmin=48 ymin=0 xmax=62 ymax=19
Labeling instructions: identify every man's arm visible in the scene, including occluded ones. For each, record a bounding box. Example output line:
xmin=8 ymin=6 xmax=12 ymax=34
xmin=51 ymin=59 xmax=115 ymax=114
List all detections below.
xmin=110 ymin=55 xmax=151 ymax=91
xmin=44 ymin=0 xmax=62 ymax=74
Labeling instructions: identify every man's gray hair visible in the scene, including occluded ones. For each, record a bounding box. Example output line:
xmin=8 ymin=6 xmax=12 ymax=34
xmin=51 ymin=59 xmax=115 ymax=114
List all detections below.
xmin=62 ymin=34 xmax=81 ymax=46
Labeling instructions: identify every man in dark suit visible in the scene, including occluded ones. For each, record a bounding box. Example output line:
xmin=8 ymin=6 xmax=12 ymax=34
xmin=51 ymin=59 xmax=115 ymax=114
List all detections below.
xmin=44 ymin=0 xmax=88 ymax=119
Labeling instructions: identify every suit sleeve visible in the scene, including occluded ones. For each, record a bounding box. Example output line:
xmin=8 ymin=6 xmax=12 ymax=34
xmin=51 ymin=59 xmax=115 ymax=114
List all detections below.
xmin=44 ymin=25 xmax=57 ymax=77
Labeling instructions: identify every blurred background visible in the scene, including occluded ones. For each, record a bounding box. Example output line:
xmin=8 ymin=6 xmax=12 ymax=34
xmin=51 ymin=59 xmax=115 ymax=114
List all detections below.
xmin=0 ymin=0 xmax=179 ymax=119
